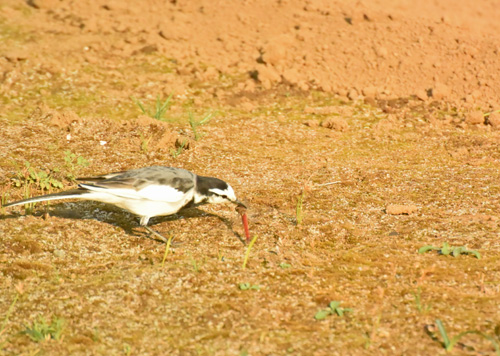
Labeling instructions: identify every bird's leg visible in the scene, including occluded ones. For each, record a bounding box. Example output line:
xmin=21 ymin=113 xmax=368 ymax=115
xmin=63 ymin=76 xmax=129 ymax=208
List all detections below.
xmin=139 ymin=216 xmax=183 ymax=246
xmin=143 ymin=225 xmax=170 ymax=243
xmin=139 ymin=216 xmax=168 ymax=243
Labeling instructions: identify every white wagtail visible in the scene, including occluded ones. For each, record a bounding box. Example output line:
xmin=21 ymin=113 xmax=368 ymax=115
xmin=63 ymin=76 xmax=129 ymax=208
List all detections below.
xmin=3 ymin=166 xmax=249 ymax=243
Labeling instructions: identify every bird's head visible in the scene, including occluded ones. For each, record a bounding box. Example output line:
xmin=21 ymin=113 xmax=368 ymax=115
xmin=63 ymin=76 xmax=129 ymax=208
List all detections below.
xmin=196 ymin=176 xmax=246 ymax=208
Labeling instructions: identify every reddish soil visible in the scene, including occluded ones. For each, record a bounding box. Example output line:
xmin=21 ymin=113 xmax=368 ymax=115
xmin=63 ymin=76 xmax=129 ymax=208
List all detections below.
xmin=1 ymin=0 xmax=500 ymax=355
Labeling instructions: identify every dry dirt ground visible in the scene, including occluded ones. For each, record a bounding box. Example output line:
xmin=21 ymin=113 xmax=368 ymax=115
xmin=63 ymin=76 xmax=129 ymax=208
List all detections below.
xmin=1 ymin=0 xmax=500 ymax=355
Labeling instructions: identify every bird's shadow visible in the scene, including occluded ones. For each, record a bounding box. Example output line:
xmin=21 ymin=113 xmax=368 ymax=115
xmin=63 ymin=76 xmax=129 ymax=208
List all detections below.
xmin=1 ymin=201 xmax=246 ymax=245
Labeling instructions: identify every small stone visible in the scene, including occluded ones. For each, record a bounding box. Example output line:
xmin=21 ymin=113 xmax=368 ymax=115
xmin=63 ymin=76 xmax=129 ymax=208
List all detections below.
xmin=487 ymin=112 xmax=500 ymax=129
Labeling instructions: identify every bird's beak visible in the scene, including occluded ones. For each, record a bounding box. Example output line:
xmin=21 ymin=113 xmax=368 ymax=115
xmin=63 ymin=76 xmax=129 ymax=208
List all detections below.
xmin=234 ymin=199 xmax=247 ymax=209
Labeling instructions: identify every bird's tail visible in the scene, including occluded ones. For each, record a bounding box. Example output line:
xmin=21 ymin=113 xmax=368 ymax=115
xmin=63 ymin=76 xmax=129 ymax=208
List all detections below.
xmin=2 ymin=188 xmax=89 ymax=208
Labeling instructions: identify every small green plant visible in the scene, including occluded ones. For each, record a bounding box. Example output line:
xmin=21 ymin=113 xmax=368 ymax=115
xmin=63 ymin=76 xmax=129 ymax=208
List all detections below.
xmin=428 ymin=319 xmax=500 ymax=354
xmin=239 ymin=283 xmax=260 ymax=291
xmin=242 ymin=235 xmax=258 ymax=269
xmin=170 ymin=139 xmax=186 ymax=158
xmin=279 ymin=263 xmax=291 ymax=269
xmin=22 ymin=315 xmax=65 ymax=342
xmin=63 ymin=150 xmax=89 ymax=181
xmin=314 ymin=301 xmax=352 ymax=320
xmin=13 ymin=161 xmax=64 ymax=191
xmin=296 ymin=190 xmax=304 ymax=225
xmin=188 ymin=112 xmax=212 ymax=141
xmin=123 ymin=343 xmax=132 ymax=355
xmin=419 ymin=242 xmax=481 ymax=259
xmin=132 ymin=94 xmax=173 ymax=121
xmin=411 ymin=287 xmax=431 ymax=313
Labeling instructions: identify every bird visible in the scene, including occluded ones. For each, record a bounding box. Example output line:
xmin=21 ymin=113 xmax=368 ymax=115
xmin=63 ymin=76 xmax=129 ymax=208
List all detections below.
xmin=3 ymin=166 xmax=248 ymax=243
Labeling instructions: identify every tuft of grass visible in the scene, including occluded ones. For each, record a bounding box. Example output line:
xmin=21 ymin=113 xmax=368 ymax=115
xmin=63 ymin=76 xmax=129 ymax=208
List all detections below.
xmin=279 ymin=263 xmax=291 ymax=269
xmin=242 ymin=235 xmax=258 ymax=269
xmin=188 ymin=112 xmax=212 ymax=141
xmin=429 ymin=319 xmax=500 ymax=354
xmin=132 ymin=94 xmax=173 ymax=121
xmin=22 ymin=315 xmax=65 ymax=342
xmin=296 ymin=190 xmax=304 ymax=225
xmin=314 ymin=301 xmax=352 ymax=320
xmin=419 ymin=242 xmax=481 ymax=259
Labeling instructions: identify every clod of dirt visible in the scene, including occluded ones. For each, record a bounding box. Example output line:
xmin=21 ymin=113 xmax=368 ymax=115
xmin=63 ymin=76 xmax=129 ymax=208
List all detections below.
xmin=49 ymin=109 xmax=82 ymax=128
xmin=430 ymin=83 xmax=451 ymax=100
xmin=487 ymin=112 xmax=500 ymax=129
xmin=303 ymin=119 xmax=319 ymax=128
xmin=255 ymin=63 xmax=281 ymax=89
xmin=386 ymin=204 xmax=418 ymax=215
xmin=465 ymin=111 xmax=485 ymax=125
xmin=415 ymin=89 xmax=429 ymax=101
xmin=362 ymin=86 xmax=378 ymax=99
xmin=321 ymin=117 xmax=349 ymax=132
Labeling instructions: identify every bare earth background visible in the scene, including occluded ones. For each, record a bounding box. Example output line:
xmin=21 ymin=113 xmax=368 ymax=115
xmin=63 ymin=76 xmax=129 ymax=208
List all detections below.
xmin=1 ymin=0 xmax=500 ymax=355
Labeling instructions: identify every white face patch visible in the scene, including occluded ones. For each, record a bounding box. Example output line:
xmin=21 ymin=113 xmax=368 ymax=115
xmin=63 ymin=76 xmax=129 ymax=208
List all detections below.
xmin=208 ymin=185 xmax=237 ymax=203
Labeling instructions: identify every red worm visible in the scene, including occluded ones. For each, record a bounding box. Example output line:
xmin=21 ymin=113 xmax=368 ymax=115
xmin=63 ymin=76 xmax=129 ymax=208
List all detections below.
xmin=241 ymin=212 xmax=250 ymax=243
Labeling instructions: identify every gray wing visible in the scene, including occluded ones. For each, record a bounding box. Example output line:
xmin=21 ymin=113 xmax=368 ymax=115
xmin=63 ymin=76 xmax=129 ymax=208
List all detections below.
xmin=78 ymin=166 xmax=196 ymax=202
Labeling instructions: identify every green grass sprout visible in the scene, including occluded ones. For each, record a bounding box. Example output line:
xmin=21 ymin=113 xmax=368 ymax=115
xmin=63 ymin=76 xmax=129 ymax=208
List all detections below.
xmin=132 ymin=93 xmax=173 ymax=121
xmin=431 ymin=319 xmax=500 ymax=354
xmin=242 ymin=235 xmax=258 ymax=269
xmin=161 ymin=234 xmax=174 ymax=268
xmin=188 ymin=112 xmax=212 ymax=141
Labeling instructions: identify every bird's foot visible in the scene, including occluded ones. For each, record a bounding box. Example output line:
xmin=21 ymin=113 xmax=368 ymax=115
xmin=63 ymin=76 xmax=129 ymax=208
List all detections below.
xmin=143 ymin=226 xmax=184 ymax=246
